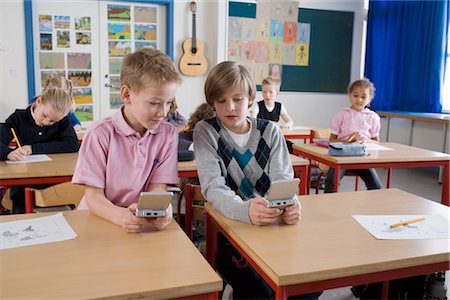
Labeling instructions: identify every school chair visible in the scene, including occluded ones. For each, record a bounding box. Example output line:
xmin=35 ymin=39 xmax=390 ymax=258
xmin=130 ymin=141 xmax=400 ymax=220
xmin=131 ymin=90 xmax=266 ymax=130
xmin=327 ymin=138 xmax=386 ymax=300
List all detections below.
xmin=312 ymin=128 xmax=359 ymax=194
xmin=24 ymin=182 xmax=84 ymax=213
xmin=183 ymin=184 xmax=206 ymax=241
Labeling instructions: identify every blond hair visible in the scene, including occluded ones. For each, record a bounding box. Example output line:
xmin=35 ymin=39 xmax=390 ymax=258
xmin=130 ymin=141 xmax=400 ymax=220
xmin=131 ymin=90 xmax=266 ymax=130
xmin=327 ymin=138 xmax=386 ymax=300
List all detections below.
xmin=347 ymin=77 xmax=376 ymax=99
xmin=40 ymin=87 xmax=73 ymax=115
xmin=121 ymin=48 xmax=181 ymax=93
xmin=261 ymin=76 xmax=281 ymax=89
xmin=43 ymin=76 xmax=75 ymax=112
xmin=204 ymin=61 xmax=256 ymax=107
xmin=184 ymin=103 xmax=215 ymax=134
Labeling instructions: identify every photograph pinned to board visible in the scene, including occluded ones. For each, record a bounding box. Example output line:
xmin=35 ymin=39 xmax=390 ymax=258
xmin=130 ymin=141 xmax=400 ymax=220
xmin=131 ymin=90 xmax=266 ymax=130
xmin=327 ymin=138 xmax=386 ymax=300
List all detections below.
xmin=108 ymin=4 xmax=131 ymax=22
xmin=40 ymin=33 xmax=52 ymax=50
xmin=39 ymin=52 xmax=65 ymax=69
xmin=75 ymin=16 xmax=91 ymax=31
xmin=54 ymin=15 xmax=70 ymax=29
xmin=76 ymin=32 xmax=91 ymax=45
xmin=39 ymin=15 xmax=52 ymax=32
xmin=108 ymin=23 xmax=131 ymax=40
xmin=68 ymin=70 xmax=92 ymax=87
xmin=56 ymin=30 xmax=70 ymax=48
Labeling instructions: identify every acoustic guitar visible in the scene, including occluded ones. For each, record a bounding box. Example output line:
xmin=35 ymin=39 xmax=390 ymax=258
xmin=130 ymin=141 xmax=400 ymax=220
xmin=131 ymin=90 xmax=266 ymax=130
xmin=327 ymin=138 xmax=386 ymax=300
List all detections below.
xmin=179 ymin=1 xmax=208 ymax=76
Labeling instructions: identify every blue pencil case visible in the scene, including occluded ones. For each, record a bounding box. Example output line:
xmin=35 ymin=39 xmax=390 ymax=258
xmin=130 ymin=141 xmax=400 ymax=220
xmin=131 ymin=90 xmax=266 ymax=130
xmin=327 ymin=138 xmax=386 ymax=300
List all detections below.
xmin=328 ymin=142 xmax=366 ymax=156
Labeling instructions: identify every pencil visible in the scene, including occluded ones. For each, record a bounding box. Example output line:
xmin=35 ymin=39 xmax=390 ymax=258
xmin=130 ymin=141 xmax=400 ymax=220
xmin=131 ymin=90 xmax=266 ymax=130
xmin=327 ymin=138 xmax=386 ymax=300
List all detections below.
xmin=389 ymin=217 xmax=425 ymax=228
xmin=11 ymin=128 xmax=22 ymax=148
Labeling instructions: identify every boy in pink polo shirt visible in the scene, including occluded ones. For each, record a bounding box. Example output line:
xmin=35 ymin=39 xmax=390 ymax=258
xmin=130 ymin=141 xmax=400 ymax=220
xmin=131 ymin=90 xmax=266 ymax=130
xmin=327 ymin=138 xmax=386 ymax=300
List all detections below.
xmin=72 ymin=48 xmax=180 ymax=233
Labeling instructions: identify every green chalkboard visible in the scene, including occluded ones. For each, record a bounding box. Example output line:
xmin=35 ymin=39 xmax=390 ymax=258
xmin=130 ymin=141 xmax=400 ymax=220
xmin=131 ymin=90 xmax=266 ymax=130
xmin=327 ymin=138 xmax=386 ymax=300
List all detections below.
xmin=228 ymin=2 xmax=354 ymax=93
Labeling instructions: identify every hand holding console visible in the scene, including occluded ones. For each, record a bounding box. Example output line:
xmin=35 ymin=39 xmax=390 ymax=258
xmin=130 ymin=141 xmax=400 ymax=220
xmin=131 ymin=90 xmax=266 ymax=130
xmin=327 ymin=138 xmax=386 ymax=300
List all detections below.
xmin=266 ymin=178 xmax=300 ymax=209
xmin=135 ymin=192 xmax=173 ymax=217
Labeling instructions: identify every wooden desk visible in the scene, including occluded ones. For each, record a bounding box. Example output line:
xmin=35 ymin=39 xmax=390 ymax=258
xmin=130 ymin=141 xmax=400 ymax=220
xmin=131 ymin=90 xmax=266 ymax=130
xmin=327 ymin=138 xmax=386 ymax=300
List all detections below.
xmin=293 ymin=142 xmax=450 ymax=205
xmin=0 ymin=152 xmax=78 ymax=186
xmin=205 ymin=189 xmax=449 ymax=300
xmin=0 ymin=211 xmax=222 ymax=299
xmin=178 ymin=154 xmax=309 ymax=195
xmin=282 ymin=127 xmax=314 ymax=142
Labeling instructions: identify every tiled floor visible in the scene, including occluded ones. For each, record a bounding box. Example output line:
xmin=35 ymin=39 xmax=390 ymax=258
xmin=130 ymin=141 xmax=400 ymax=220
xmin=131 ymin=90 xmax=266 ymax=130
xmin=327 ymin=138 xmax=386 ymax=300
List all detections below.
xmin=223 ymin=167 xmax=449 ymax=299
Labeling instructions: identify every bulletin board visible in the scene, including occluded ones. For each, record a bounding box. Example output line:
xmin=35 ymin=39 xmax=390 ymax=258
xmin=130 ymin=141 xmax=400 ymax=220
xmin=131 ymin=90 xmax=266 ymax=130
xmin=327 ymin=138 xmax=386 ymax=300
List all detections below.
xmin=228 ymin=1 xmax=354 ymax=93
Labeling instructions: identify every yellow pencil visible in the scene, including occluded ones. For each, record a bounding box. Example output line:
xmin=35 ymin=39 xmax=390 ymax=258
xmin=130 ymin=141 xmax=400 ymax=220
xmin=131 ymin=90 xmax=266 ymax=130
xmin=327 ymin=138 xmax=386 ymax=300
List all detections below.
xmin=389 ymin=217 xmax=425 ymax=228
xmin=11 ymin=128 xmax=22 ymax=148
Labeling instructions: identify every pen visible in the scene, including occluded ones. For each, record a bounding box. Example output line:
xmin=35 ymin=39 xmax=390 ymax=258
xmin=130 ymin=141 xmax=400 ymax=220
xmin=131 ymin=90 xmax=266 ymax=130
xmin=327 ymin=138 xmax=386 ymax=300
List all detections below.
xmin=11 ymin=128 xmax=22 ymax=148
xmin=389 ymin=217 xmax=425 ymax=228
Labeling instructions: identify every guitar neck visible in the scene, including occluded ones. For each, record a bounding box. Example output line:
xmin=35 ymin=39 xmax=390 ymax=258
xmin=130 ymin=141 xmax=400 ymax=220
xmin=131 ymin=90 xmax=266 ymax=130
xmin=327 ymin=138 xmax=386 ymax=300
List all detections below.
xmin=192 ymin=12 xmax=197 ymax=50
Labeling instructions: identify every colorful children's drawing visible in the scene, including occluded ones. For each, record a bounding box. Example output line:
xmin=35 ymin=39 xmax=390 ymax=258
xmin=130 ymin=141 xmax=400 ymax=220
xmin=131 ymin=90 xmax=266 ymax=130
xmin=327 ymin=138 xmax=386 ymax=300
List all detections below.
xmin=75 ymin=104 xmax=93 ymax=121
xmin=295 ymin=43 xmax=309 ymax=66
xmin=108 ymin=76 xmax=121 ymax=91
xmin=270 ymin=20 xmax=284 ymax=42
xmin=282 ymin=44 xmax=296 ymax=65
xmin=241 ymin=41 xmax=255 ymax=62
xmin=135 ymin=24 xmax=156 ymax=40
xmin=67 ymin=52 xmax=91 ymax=69
xmin=75 ymin=17 xmax=91 ymax=31
xmin=135 ymin=41 xmax=156 ymax=50
xmin=68 ymin=71 xmax=92 ymax=87
xmin=76 ymin=32 xmax=91 ymax=45
xmin=41 ymin=70 xmax=66 ymax=87
xmin=254 ymin=63 xmax=269 ymax=85
xmin=268 ymin=63 xmax=282 ymax=80
xmin=242 ymin=18 xmax=256 ymax=41
xmin=270 ymin=2 xmax=283 ymax=21
xmin=283 ymin=1 xmax=299 ymax=23
xmin=108 ymin=41 xmax=132 ymax=56
xmin=256 ymin=20 xmax=269 ymax=41
xmin=135 ymin=6 xmax=156 ymax=23
xmin=227 ymin=42 xmax=241 ymax=61
xmin=283 ymin=22 xmax=297 ymax=44
xmin=54 ymin=16 xmax=70 ymax=29
xmin=254 ymin=41 xmax=269 ymax=63
xmin=57 ymin=31 xmax=70 ymax=48
xmin=108 ymin=23 xmax=131 ymax=40
xmin=228 ymin=17 xmax=242 ymax=41
xmin=108 ymin=4 xmax=131 ymax=22
xmin=109 ymin=58 xmax=123 ymax=74
xmin=39 ymin=15 xmax=52 ymax=32
xmin=297 ymin=23 xmax=311 ymax=44
xmin=73 ymin=88 xmax=92 ymax=104
xmin=269 ymin=42 xmax=282 ymax=64
xmin=40 ymin=52 xmax=65 ymax=69
xmin=109 ymin=93 xmax=122 ymax=109
xmin=40 ymin=33 xmax=52 ymax=51
xmin=256 ymin=2 xmax=270 ymax=20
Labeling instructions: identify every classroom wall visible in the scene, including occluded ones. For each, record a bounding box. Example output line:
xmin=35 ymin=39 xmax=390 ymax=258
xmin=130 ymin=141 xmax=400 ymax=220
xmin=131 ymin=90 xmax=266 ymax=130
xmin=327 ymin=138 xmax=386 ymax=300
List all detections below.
xmin=0 ymin=0 xmax=446 ymax=153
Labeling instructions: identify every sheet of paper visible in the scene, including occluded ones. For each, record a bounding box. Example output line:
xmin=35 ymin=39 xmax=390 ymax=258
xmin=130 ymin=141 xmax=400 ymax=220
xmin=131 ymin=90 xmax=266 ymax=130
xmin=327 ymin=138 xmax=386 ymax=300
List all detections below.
xmin=0 ymin=213 xmax=77 ymax=249
xmin=5 ymin=154 xmax=52 ymax=164
xmin=353 ymin=215 xmax=449 ymax=240
xmin=363 ymin=143 xmax=393 ymax=151
xmin=286 ymin=126 xmax=312 ymax=131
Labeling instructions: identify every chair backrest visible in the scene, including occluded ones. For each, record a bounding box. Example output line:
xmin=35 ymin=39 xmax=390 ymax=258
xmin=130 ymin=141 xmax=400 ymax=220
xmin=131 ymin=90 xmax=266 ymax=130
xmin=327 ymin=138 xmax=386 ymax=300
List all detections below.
xmin=25 ymin=182 xmax=84 ymax=213
xmin=184 ymin=184 xmax=206 ymax=240
xmin=314 ymin=128 xmax=331 ymax=139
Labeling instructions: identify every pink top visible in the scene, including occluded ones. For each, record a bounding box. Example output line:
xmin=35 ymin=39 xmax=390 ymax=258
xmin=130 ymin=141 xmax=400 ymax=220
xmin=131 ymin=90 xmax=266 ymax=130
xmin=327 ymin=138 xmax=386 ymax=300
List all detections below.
xmin=72 ymin=106 xmax=179 ymax=210
xmin=330 ymin=107 xmax=380 ymax=142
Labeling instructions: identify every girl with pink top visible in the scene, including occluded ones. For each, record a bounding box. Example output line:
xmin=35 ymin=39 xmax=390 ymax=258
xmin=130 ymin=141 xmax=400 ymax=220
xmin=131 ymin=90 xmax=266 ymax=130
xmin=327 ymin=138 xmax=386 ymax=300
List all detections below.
xmin=324 ymin=78 xmax=382 ymax=193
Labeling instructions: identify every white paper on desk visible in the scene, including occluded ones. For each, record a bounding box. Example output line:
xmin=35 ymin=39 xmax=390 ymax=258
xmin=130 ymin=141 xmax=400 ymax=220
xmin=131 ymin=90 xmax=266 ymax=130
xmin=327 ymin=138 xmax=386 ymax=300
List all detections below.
xmin=363 ymin=144 xmax=393 ymax=151
xmin=0 ymin=213 xmax=77 ymax=249
xmin=5 ymin=154 xmax=52 ymax=164
xmin=353 ymin=215 xmax=449 ymax=240
xmin=286 ymin=126 xmax=312 ymax=131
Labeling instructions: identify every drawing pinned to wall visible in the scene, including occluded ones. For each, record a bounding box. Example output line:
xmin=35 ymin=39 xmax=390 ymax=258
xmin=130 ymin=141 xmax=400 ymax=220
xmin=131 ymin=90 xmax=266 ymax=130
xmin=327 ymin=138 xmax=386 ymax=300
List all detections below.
xmin=135 ymin=41 xmax=156 ymax=50
xmin=297 ymin=22 xmax=310 ymax=44
xmin=256 ymin=1 xmax=270 ymax=20
xmin=242 ymin=18 xmax=256 ymax=41
xmin=241 ymin=41 xmax=255 ymax=61
xmin=108 ymin=23 xmax=131 ymax=40
xmin=270 ymin=1 xmax=284 ymax=20
xmin=107 ymin=4 xmax=131 ymax=22
xmin=76 ymin=32 xmax=91 ymax=45
xmin=40 ymin=52 xmax=65 ymax=69
xmin=228 ymin=42 xmax=241 ymax=61
xmin=254 ymin=63 xmax=269 ymax=84
xmin=109 ymin=93 xmax=122 ymax=109
xmin=283 ymin=1 xmax=299 ymax=22
xmin=73 ymin=88 xmax=92 ymax=104
xmin=41 ymin=70 xmax=66 ymax=87
xmin=269 ymin=42 xmax=282 ymax=64
xmin=40 ymin=33 xmax=52 ymax=50
xmin=109 ymin=58 xmax=123 ymax=74
xmin=295 ymin=43 xmax=309 ymax=66
xmin=108 ymin=76 xmax=121 ymax=91
xmin=228 ymin=17 xmax=243 ymax=41
xmin=75 ymin=104 xmax=93 ymax=121
xmin=108 ymin=41 xmax=132 ymax=56
xmin=56 ymin=30 xmax=70 ymax=48
xmin=269 ymin=63 xmax=282 ymax=80
xmin=270 ymin=20 xmax=283 ymax=42
xmin=255 ymin=41 xmax=269 ymax=63
xmin=75 ymin=17 xmax=91 ymax=31
xmin=39 ymin=15 xmax=52 ymax=32
xmin=54 ymin=16 xmax=70 ymax=29
xmin=283 ymin=44 xmax=296 ymax=65
xmin=68 ymin=70 xmax=92 ymax=87
xmin=283 ymin=22 xmax=297 ymax=43
xmin=67 ymin=52 xmax=91 ymax=69
xmin=135 ymin=6 xmax=156 ymax=23
xmin=255 ymin=20 xmax=269 ymax=41
xmin=135 ymin=24 xmax=156 ymax=40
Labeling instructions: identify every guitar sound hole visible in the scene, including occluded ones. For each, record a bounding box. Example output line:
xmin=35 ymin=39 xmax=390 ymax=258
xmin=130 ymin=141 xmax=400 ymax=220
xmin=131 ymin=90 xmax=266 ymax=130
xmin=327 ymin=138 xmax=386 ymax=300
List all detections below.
xmin=191 ymin=48 xmax=198 ymax=54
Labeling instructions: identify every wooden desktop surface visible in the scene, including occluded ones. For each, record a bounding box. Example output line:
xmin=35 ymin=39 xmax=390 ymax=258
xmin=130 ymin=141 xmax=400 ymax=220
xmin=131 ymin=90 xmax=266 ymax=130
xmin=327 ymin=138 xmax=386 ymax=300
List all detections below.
xmin=0 ymin=211 xmax=222 ymax=299
xmin=377 ymin=111 xmax=450 ymax=124
xmin=205 ymin=189 xmax=449 ymax=297
xmin=282 ymin=127 xmax=314 ymax=141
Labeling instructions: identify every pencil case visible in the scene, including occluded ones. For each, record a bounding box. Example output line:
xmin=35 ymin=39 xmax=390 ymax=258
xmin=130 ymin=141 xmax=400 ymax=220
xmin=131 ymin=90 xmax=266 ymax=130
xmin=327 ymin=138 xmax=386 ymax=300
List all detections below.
xmin=328 ymin=142 xmax=366 ymax=156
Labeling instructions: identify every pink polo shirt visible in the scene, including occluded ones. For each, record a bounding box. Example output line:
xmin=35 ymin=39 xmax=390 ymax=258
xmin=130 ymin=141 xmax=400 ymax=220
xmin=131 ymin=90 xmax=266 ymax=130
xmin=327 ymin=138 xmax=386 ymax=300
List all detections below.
xmin=72 ymin=106 xmax=179 ymax=210
xmin=330 ymin=107 xmax=380 ymax=142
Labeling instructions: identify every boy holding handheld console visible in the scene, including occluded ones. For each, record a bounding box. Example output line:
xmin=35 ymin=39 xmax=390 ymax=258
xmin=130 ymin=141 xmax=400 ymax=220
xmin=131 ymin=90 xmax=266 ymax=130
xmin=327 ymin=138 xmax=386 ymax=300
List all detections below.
xmin=72 ymin=48 xmax=180 ymax=233
xmin=194 ymin=61 xmax=321 ymax=299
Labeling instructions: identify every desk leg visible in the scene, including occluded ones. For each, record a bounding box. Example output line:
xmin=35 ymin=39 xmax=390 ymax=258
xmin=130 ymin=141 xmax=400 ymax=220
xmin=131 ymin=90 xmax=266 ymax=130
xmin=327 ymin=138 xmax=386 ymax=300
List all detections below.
xmin=206 ymin=213 xmax=217 ymax=268
xmin=386 ymin=168 xmax=392 ymax=189
xmin=442 ymin=161 xmax=449 ymax=206
xmin=294 ymin=166 xmax=307 ymax=195
xmin=382 ymin=281 xmax=389 ymax=300
xmin=274 ymin=285 xmax=287 ymax=300
xmin=334 ymin=166 xmax=340 ymax=192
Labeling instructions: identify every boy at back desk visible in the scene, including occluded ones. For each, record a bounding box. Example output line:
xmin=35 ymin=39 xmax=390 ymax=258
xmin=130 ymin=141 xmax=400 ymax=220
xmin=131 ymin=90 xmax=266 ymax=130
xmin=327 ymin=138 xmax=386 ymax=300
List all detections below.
xmin=72 ymin=48 xmax=180 ymax=233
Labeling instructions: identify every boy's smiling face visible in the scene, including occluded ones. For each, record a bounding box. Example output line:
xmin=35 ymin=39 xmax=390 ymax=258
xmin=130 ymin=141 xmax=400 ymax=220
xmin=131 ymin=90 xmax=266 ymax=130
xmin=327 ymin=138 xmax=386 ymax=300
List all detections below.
xmin=213 ymin=84 xmax=251 ymax=134
xmin=261 ymin=84 xmax=279 ymax=106
xmin=121 ymin=82 xmax=177 ymax=134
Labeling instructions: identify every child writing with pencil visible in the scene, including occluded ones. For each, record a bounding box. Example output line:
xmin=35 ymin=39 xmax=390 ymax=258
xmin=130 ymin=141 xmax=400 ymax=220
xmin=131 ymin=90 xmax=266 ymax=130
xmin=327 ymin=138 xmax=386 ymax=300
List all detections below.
xmin=72 ymin=48 xmax=180 ymax=233
xmin=0 ymin=87 xmax=79 ymax=213
xmin=194 ymin=61 xmax=321 ymax=300
xmin=324 ymin=77 xmax=382 ymax=193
